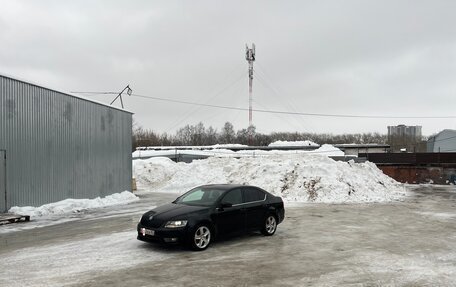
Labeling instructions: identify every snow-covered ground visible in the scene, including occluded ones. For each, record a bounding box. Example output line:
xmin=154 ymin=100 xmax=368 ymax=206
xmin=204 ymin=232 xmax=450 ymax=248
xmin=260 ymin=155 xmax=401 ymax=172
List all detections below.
xmin=133 ymin=154 xmax=406 ymax=203
xmin=0 ymin=230 xmax=174 ymax=287
xmin=1 ymin=191 xmax=141 ymax=234
xmin=2 ymin=186 xmax=456 ymax=287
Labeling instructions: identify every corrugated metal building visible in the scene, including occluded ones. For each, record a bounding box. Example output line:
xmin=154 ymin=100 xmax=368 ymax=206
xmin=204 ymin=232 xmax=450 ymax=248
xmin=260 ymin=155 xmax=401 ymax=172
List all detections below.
xmin=427 ymin=129 xmax=456 ymax=152
xmin=0 ymin=74 xmax=132 ymax=212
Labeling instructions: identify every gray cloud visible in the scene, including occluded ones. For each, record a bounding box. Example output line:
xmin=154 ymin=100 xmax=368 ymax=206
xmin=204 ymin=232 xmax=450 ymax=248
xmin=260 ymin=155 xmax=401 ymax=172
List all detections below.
xmin=1 ymin=0 xmax=456 ymax=136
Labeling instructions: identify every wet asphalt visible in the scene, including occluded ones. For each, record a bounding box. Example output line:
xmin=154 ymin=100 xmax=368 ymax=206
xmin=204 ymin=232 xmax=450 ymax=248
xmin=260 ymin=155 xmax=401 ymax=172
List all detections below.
xmin=2 ymin=186 xmax=456 ymax=286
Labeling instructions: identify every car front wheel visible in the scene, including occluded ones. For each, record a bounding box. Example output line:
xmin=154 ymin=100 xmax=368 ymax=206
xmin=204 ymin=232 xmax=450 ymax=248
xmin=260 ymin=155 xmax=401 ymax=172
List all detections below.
xmin=261 ymin=215 xmax=277 ymax=236
xmin=190 ymin=224 xmax=212 ymax=251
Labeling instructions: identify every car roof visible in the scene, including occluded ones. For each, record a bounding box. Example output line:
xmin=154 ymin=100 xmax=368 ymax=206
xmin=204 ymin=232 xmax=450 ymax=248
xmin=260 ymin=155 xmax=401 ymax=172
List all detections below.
xmin=197 ymin=184 xmax=250 ymax=190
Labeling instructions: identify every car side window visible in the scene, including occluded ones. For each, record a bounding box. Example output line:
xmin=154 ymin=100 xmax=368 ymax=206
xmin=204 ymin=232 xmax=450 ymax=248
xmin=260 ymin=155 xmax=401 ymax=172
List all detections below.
xmin=204 ymin=190 xmax=223 ymax=201
xmin=181 ymin=189 xmax=204 ymax=202
xmin=243 ymin=187 xmax=266 ymax=203
xmin=221 ymin=189 xmax=243 ymax=205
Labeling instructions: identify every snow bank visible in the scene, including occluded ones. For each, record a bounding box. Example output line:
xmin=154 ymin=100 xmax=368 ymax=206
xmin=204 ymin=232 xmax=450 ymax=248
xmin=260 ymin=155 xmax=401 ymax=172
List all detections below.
xmin=268 ymin=140 xmax=318 ymax=147
xmin=9 ymin=191 xmax=139 ymax=217
xmin=133 ymin=155 xmax=405 ymax=203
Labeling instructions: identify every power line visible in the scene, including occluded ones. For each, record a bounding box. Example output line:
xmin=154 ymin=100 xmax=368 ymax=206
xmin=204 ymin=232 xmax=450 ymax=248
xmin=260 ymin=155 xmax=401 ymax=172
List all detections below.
xmin=70 ymin=91 xmax=118 ymax=95
xmin=128 ymin=93 xmax=456 ymax=119
xmin=165 ymin=71 xmax=247 ymax=131
xmin=71 ymin=90 xmax=456 ymax=119
xmin=254 ymin=70 xmax=314 ymax=132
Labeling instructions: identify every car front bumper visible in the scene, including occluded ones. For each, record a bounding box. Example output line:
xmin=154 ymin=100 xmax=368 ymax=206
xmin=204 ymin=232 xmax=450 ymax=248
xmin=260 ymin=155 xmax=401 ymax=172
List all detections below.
xmin=137 ymin=223 xmax=188 ymax=244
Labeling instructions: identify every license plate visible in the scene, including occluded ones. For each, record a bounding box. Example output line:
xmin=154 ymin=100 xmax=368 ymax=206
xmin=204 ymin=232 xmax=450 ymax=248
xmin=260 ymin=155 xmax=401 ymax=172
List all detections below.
xmin=140 ymin=228 xmax=155 ymax=236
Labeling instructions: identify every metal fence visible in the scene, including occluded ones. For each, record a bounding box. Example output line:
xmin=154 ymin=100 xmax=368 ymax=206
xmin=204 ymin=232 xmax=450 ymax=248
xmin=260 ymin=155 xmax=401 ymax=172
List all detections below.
xmin=359 ymin=152 xmax=456 ymax=165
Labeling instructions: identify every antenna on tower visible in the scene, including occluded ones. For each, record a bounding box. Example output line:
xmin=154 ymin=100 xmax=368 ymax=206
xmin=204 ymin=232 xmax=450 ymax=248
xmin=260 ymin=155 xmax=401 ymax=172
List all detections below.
xmin=245 ymin=43 xmax=255 ymax=145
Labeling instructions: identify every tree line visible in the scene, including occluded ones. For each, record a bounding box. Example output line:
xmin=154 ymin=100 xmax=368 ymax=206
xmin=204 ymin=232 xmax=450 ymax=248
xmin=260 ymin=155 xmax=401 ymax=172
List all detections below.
xmin=132 ymin=121 xmax=389 ymax=150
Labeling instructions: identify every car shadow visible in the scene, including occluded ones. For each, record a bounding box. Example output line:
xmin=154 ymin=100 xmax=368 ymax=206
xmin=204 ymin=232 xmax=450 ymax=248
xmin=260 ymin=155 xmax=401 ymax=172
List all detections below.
xmin=135 ymin=231 xmax=267 ymax=252
xmin=215 ymin=230 xmax=264 ymax=244
xmin=138 ymin=231 xmax=265 ymax=254
xmin=136 ymin=240 xmax=188 ymax=253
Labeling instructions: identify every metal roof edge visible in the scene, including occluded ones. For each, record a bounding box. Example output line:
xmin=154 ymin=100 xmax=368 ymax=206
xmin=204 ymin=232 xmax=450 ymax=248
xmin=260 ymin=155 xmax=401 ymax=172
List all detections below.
xmin=334 ymin=144 xmax=390 ymax=148
xmin=0 ymin=72 xmax=134 ymax=114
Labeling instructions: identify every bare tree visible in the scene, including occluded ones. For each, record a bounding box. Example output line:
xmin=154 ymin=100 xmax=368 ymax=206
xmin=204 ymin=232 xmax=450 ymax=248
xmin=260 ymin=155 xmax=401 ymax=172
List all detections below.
xmin=132 ymin=119 xmax=390 ymax=148
xmin=220 ymin=122 xmax=236 ymax=144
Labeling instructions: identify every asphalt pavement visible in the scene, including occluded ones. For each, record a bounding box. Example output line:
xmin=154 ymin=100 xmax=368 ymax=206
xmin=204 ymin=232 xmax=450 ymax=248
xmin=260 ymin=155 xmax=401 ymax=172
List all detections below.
xmin=1 ymin=186 xmax=456 ymax=286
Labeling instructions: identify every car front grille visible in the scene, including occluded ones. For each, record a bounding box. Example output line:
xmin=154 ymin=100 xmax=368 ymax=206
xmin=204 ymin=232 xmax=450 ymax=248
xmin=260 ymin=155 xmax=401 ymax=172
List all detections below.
xmin=141 ymin=217 xmax=164 ymax=228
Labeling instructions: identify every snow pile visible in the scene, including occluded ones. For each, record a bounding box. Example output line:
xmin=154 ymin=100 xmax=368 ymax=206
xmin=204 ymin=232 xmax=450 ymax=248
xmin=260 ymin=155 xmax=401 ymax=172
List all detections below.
xmin=9 ymin=191 xmax=139 ymax=217
xmin=133 ymin=155 xmax=405 ymax=203
xmin=134 ymin=157 xmax=178 ymax=189
xmin=268 ymin=140 xmax=318 ymax=147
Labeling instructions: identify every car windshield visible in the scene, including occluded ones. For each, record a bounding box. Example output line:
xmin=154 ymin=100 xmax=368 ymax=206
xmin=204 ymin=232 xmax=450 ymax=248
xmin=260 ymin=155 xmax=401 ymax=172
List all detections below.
xmin=174 ymin=187 xmax=225 ymax=206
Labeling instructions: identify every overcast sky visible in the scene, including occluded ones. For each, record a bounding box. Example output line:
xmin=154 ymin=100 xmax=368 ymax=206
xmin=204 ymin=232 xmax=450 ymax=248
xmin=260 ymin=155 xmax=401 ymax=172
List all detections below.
xmin=1 ymin=0 xmax=456 ymax=136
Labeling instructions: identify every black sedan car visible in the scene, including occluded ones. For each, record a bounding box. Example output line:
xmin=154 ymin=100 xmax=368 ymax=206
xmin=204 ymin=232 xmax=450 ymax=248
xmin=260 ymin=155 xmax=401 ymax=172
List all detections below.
xmin=137 ymin=184 xmax=285 ymax=251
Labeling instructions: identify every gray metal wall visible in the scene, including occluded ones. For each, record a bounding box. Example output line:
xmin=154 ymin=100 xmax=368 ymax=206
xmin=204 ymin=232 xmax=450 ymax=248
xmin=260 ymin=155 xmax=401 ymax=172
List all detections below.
xmin=428 ymin=130 xmax=456 ymax=152
xmin=0 ymin=150 xmax=5 ymax=212
xmin=0 ymin=75 xmax=132 ymax=212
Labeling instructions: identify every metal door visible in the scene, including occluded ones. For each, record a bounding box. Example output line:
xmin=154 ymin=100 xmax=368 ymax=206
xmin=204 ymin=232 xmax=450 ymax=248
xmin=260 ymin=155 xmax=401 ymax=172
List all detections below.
xmin=0 ymin=150 xmax=6 ymax=213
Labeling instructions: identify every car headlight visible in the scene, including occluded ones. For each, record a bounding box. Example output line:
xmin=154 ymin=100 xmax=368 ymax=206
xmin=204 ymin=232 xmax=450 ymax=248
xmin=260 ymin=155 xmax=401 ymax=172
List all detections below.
xmin=164 ymin=220 xmax=188 ymax=228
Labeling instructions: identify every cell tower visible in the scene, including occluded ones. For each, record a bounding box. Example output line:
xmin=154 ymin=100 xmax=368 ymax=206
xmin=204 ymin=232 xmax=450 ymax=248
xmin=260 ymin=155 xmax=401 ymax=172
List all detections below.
xmin=245 ymin=43 xmax=255 ymax=142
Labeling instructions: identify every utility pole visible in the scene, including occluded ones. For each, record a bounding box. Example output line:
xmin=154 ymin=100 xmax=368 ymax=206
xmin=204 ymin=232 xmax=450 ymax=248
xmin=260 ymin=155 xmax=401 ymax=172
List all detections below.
xmin=245 ymin=43 xmax=255 ymax=144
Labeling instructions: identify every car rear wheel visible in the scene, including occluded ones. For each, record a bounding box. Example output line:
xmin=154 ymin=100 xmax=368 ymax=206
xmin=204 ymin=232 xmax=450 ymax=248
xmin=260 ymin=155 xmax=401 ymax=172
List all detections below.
xmin=190 ymin=224 xmax=212 ymax=251
xmin=261 ymin=215 xmax=277 ymax=236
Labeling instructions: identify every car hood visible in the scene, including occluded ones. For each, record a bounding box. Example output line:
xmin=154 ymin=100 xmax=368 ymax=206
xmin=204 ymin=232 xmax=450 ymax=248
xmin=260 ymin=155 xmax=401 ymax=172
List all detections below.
xmin=141 ymin=203 xmax=210 ymax=226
